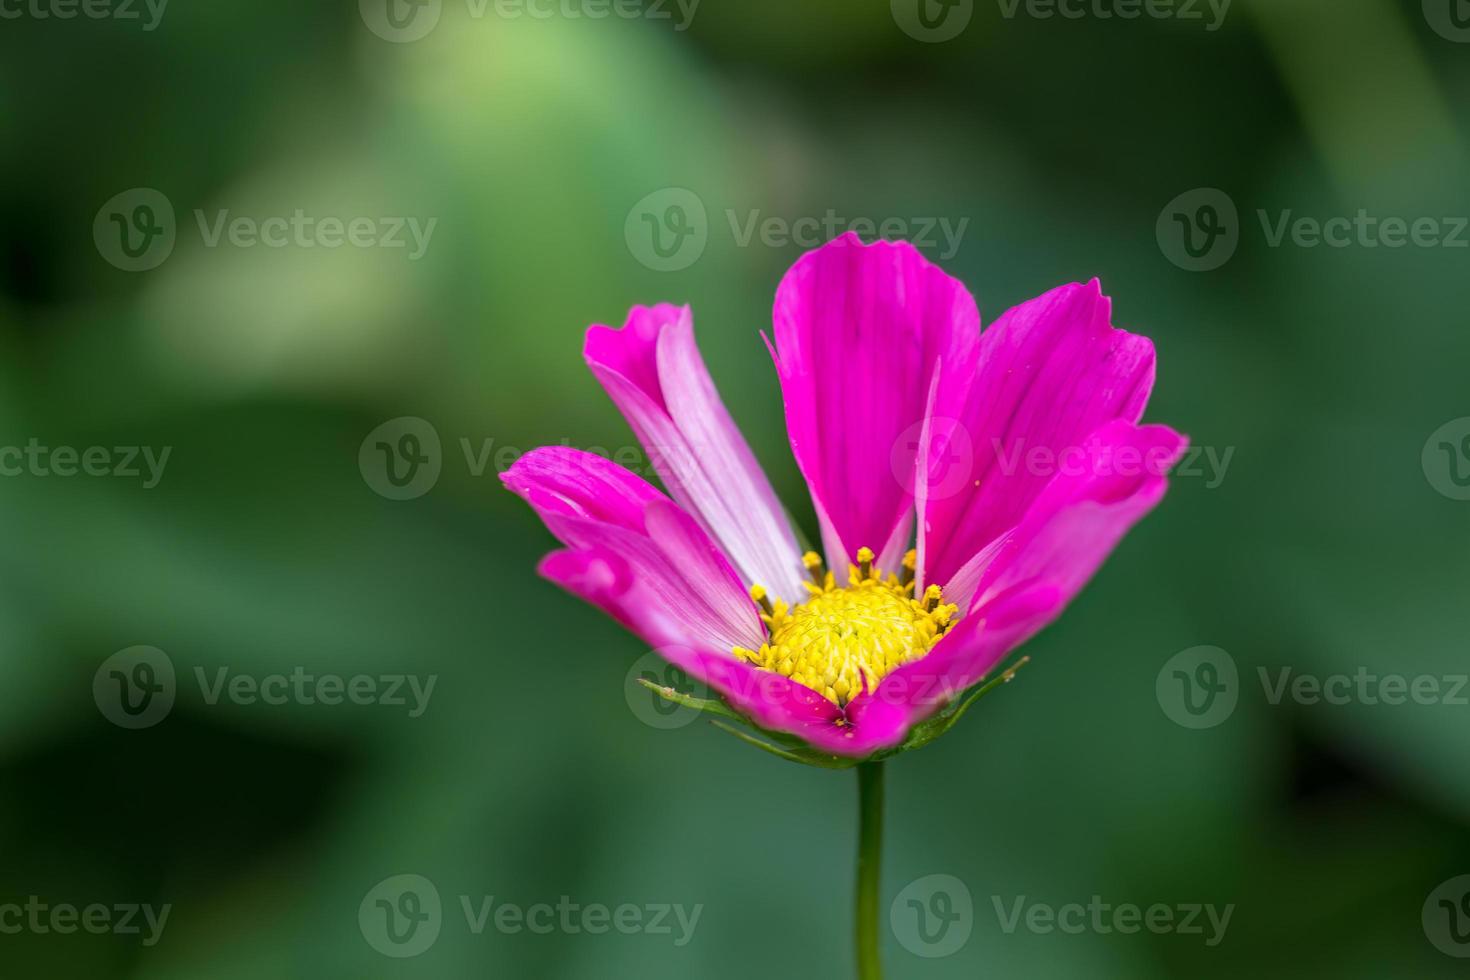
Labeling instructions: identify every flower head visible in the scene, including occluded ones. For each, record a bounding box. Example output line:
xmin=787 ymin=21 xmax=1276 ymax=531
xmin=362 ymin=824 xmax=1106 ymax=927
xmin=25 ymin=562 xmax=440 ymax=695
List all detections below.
xmin=503 ymin=234 xmax=1185 ymax=761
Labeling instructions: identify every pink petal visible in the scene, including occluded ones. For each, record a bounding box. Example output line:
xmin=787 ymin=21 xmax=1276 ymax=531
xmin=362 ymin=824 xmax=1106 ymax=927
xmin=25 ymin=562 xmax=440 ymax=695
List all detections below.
xmin=503 ymin=448 xmax=764 ymax=654
xmin=867 ymin=420 xmax=1186 ymax=742
xmin=967 ymin=421 xmax=1187 ymax=613
xmin=655 ymin=644 xmax=854 ymax=750
xmin=921 ymin=279 xmax=1156 ymax=593
xmin=586 ymin=305 xmax=806 ymax=604
xmin=849 ymin=584 xmax=1068 ymax=746
xmin=501 ymin=445 xmax=661 ymax=533
xmin=771 ymin=233 xmax=980 ymax=572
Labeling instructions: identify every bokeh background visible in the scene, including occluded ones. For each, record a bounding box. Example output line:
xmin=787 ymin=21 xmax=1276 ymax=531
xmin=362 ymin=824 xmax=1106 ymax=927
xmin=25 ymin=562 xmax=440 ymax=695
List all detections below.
xmin=2 ymin=0 xmax=1468 ymax=975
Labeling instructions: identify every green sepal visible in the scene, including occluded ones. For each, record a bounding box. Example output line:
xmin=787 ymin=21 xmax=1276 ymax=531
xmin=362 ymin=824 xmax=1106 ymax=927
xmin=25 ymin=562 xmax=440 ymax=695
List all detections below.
xmin=638 ymin=655 xmax=1028 ymax=767
xmin=636 ymin=677 xmax=744 ymax=722
xmin=708 ymin=720 xmax=860 ymax=770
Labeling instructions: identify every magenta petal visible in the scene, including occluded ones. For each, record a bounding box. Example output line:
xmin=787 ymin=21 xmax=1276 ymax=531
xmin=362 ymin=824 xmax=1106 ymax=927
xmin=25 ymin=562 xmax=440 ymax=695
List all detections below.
xmin=922 ymin=279 xmax=1156 ymax=592
xmin=501 ymin=444 xmax=662 ymax=532
xmin=538 ymin=547 xmax=644 ymax=636
xmin=504 ymin=448 xmax=764 ymax=654
xmin=585 ymin=305 xmax=806 ymax=604
xmin=967 ymin=420 xmax=1187 ymax=612
xmin=855 ymin=584 xmax=1067 ymax=740
xmin=772 ymin=233 xmax=980 ymax=571
xmin=850 ymin=421 xmax=1186 ymax=743
xmin=656 ymin=644 xmax=855 ymax=749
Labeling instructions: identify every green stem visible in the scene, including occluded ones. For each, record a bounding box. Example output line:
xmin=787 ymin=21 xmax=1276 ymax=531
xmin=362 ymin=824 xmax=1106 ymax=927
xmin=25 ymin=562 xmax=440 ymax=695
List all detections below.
xmin=855 ymin=761 xmax=885 ymax=980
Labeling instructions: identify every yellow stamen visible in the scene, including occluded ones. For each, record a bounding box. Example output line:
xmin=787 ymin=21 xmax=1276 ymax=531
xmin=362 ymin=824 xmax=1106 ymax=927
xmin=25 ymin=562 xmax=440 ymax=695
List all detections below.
xmin=735 ymin=547 xmax=959 ymax=707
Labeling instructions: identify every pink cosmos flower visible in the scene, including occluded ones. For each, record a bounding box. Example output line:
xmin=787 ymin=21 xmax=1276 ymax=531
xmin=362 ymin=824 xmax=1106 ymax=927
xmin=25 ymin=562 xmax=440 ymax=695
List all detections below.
xmin=504 ymin=233 xmax=1185 ymax=760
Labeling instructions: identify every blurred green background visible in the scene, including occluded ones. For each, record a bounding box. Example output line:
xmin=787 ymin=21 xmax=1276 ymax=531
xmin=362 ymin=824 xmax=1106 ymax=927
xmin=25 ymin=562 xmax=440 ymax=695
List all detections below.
xmin=2 ymin=0 xmax=1469 ymax=975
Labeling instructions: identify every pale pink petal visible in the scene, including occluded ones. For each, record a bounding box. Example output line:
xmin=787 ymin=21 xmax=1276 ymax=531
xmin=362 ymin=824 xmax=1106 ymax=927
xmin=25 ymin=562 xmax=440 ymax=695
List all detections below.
xmin=586 ymin=305 xmax=806 ymax=604
xmin=771 ymin=233 xmax=980 ymax=572
xmin=922 ymin=279 xmax=1156 ymax=592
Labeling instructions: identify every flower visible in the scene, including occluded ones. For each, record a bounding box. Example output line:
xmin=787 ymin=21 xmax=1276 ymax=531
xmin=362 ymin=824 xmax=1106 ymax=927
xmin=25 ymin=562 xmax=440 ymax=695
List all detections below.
xmin=503 ymin=233 xmax=1186 ymax=760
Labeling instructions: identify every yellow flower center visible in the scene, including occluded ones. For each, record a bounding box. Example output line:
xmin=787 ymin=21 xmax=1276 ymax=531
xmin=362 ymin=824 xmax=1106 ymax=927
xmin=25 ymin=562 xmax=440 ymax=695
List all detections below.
xmin=734 ymin=547 xmax=958 ymax=707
